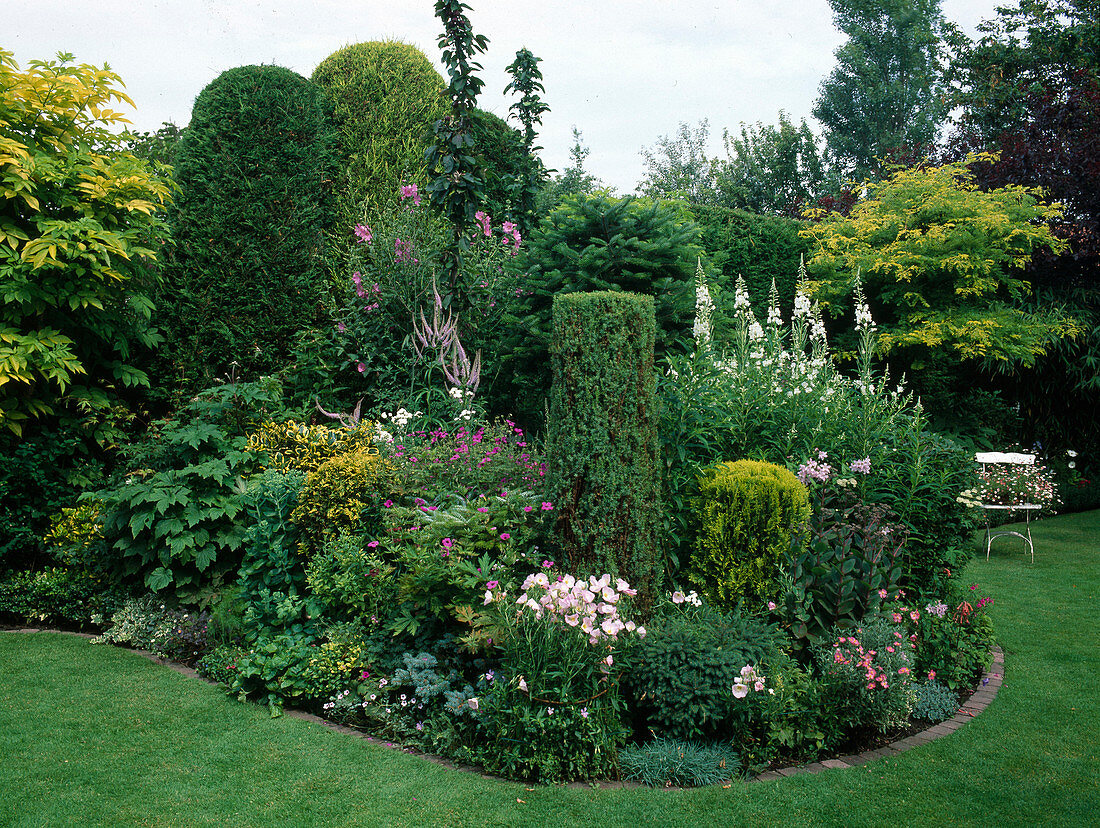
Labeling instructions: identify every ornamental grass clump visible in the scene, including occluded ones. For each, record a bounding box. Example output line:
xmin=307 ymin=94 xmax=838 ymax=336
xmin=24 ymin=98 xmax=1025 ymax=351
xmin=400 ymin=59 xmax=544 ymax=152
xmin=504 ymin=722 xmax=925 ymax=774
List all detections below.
xmin=619 ymin=738 xmax=741 ymax=788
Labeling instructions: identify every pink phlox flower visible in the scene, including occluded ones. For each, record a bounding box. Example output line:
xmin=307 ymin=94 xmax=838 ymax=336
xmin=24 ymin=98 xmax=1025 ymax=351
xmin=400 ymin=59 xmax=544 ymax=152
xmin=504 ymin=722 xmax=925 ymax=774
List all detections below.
xmin=356 ymin=362 xmax=366 ymax=374
xmin=399 ymin=183 xmax=421 ymax=206
xmin=500 ymin=533 xmax=510 ymax=540
xmin=474 ymin=210 xmax=492 ymax=237
xmin=850 ymin=457 xmax=871 ymax=475
xmin=353 ymin=224 xmax=373 ymax=243
xmin=441 ymin=538 xmax=454 ymax=549
xmin=336 ymin=320 xmax=347 ymax=332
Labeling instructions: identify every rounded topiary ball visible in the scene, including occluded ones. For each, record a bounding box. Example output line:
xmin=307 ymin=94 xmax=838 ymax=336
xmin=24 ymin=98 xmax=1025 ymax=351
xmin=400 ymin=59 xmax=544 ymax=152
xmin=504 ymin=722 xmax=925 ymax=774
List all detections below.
xmin=690 ymin=459 xmax=811 ymax=610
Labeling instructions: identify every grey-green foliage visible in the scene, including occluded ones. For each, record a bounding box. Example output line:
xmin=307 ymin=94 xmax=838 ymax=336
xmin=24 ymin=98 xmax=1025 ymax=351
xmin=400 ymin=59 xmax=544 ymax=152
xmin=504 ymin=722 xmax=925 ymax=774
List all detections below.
xmin=545 ymin=292 xmax=662 ymax=595
xmin=911 ymin=680 xmax=959 ymax=722
xmin=813 ymin=0 xmax=951 ymax=181
xmin=619 ymin=738 xmax=741 ymax=787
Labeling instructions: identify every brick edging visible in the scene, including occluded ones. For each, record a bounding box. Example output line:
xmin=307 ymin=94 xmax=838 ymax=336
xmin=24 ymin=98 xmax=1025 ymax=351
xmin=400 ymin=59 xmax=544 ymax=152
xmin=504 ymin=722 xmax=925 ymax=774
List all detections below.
xmin=3 ymin=628 xmax=1004 ymax=785
xmin=753 ymin=645 xmax=1005 ymax=781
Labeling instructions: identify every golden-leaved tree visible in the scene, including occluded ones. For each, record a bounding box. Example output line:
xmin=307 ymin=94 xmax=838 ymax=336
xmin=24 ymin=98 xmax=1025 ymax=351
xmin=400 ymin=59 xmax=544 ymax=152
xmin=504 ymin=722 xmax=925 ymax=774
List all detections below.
xmin=0 ymin=49 xmax=172 ymax=440
xmin=801 ymin=155 xmax=1078 ymax=372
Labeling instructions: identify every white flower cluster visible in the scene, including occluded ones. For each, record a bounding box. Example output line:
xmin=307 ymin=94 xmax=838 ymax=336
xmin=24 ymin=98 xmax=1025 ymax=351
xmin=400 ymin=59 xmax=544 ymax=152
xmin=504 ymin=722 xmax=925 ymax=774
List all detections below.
xmin=693 ymin=259 xmax=716 ymax=348
xmin=378 ymin=407 xmax=421 ymax=429
xmin=486 ymin=572 xmax=646 ymax=644
xmin=670 ymin=589 xmax=702 ymax=606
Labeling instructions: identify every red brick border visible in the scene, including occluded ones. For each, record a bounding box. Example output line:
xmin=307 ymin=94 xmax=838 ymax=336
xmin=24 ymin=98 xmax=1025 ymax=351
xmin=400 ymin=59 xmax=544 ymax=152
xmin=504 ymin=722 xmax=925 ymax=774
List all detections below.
xmin=753 ymin=646 xmax=1004 ymax=781
xmin=3 ymin=628 xmax=1003 ymax=785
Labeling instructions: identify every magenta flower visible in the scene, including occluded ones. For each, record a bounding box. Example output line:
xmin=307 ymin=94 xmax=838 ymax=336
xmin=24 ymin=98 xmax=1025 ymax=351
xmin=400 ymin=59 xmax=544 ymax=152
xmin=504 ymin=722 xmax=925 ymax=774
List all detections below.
xmin=477 ymin=507 xmax=489 ymax=513
xmin=442 ymin=538 xmax=454 ymax=549
xmin=356 ymin=362 xmax=366 ymax=374
xmin=541 ymin=502 xmax=553 ymax=511
xmin=400 ymin=183 xmax=421 ymax=206
xmin=353 ymin=223 xmax=373 ymax=243
xmin=486 ymin=580 xmax=499 ymax=590
xmin=367 ymin=540 xmax=379 ymax=549
xmin=500 ymin=533 xmax=510 ymax=541
xmin=384 ymin=499 xmax=393 ymax=508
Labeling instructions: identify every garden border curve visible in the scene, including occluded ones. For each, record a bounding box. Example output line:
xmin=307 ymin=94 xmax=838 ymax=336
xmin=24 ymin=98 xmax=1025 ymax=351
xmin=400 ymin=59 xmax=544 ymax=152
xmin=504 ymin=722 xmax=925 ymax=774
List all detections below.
xmin=2 ymin=628 xmax=1003 ymax=788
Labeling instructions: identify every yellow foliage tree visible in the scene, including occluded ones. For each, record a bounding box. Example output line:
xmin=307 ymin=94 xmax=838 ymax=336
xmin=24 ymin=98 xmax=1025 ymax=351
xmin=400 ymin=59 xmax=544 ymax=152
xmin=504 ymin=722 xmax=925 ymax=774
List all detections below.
xmin=800 ymin=155 xmax=1078 ymax=370
xmin=0 ymin=49 xmax=172 ymax=439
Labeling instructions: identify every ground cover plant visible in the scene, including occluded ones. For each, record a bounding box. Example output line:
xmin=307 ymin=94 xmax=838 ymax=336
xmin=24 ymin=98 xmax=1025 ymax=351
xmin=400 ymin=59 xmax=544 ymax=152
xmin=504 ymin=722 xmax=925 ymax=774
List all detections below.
xmin=3 ymin=510 xmax=1097 ymax=825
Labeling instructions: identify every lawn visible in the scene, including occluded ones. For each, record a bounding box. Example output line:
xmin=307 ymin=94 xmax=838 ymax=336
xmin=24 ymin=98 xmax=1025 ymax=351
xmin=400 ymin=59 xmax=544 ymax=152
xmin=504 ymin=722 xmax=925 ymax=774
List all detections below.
xmin=2 ymin=511 xmax=1097 ymax=828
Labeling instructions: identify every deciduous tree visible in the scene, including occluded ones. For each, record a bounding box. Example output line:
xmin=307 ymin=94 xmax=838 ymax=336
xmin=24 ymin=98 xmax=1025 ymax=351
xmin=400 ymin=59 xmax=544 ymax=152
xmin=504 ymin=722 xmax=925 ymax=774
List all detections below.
xmin=0 ymin=50 xmax=171 ymax=439
xmin=813 ymin=0 xmax=952 ymax=181
xmin=801 ymin=157 xmax=1076 ymax=371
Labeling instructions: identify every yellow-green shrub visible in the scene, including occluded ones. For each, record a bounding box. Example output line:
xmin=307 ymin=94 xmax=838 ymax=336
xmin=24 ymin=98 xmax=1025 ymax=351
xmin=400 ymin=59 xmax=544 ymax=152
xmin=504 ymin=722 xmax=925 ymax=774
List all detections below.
xmin=290 ymin=450 xmax=395 ymax=555
xmin=689 ymin=460 xmax=810 ymax=611
xmin=247 ymin=420 xmax=376 ymax=474
xmin=43 ymin=501 xmax=105 ymax=569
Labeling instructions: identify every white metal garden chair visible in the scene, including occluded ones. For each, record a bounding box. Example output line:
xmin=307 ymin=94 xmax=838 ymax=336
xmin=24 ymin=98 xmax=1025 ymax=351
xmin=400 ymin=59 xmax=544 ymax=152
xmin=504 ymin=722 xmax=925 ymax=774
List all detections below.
xmin=975 ymin=452 xmax=1041 ymax=563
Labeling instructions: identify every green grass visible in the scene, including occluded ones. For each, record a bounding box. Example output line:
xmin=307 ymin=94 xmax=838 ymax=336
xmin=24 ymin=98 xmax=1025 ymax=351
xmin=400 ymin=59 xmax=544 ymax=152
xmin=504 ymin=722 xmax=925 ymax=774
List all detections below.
xmin=2 ymin=511 xmax=1098 ymax=827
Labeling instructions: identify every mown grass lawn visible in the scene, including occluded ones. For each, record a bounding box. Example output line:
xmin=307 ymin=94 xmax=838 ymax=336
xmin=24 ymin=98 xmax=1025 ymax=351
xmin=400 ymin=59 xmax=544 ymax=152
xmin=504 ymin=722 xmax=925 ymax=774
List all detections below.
xmin=2 ymin=511 xmax=1098 ymax=827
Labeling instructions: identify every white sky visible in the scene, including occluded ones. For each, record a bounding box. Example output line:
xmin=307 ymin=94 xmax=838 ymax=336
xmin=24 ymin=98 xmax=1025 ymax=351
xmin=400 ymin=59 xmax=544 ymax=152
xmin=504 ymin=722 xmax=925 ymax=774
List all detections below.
xmin=6 ymin=0 xmax=1001 ymax=193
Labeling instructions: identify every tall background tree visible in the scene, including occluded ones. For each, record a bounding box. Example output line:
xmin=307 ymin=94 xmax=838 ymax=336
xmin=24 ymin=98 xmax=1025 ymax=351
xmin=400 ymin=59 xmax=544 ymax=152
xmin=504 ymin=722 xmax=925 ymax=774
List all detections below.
xmin=947 ymin=0 xmax=1100 ymax=458
xmin=717 ymin=113 xmax=830 ymax=217
xmin=801 ymin=157 xmax=1076 ymax=416
xmin=813 ymin=0 xmax=952 ymax=181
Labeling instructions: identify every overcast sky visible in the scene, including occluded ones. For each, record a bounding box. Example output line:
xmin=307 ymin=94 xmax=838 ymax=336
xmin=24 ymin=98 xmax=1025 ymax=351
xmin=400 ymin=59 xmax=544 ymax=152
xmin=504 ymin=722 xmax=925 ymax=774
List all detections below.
xmin=7 ymin=0 xmax=1003 ymax=193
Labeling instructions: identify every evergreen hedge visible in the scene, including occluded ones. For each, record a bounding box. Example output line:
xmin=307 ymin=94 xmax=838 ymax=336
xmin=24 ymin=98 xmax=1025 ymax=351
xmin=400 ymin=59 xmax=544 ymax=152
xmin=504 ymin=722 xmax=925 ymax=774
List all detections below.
xmin=163 ymin=64 xmax=340 ymax=389
xmin=545 ymin=291 xmax=663 ymax=598
xmin=694 ymin=204 xmax=809 ymax=329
